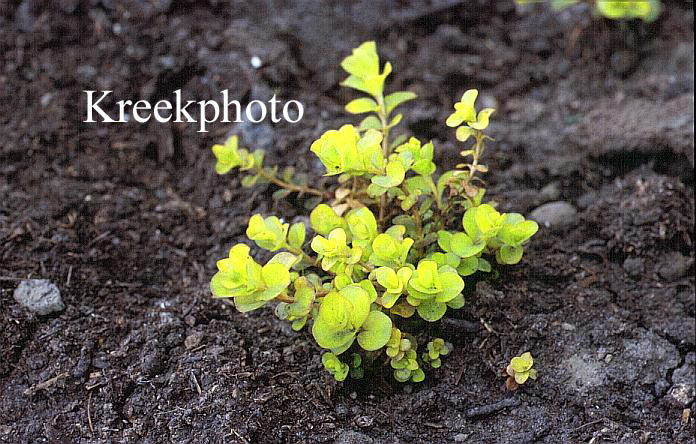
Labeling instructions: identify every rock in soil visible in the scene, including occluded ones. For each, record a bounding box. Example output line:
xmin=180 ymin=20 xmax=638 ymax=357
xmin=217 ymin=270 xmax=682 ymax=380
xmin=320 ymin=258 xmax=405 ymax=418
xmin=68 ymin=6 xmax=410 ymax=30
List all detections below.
xmin=13 ymin=279 xmax=65 ymax=315
xmin=658 ymin=251 xmax=693 ymax=281
xmin=623 ymin=257 xmax=645 ymax=278
xmin=335 ymin=430 xmax=375 ymax=444
xmin=529 ymin=201 xmax=577 ymax=230
xmin=669 ymin=352 xmax=695 ymax=406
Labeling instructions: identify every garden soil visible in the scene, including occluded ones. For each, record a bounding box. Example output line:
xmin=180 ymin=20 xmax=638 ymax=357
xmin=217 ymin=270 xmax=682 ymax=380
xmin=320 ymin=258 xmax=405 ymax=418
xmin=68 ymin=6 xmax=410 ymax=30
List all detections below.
xmin=1 ymin=1 xmax=694 ymax=442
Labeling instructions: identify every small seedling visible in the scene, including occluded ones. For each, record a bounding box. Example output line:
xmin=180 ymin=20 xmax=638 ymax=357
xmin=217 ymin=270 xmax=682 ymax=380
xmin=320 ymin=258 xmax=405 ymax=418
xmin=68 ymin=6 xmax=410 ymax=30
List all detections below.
xmin=504 ymin=352 xmax=538 ymax=391
xmin=210 ymin=41 xmax=538 ymax=383
xmin=514 ymin=0 xmax=661 ymax=22
xmin=422 ymin=338 xmax=452 ymax=369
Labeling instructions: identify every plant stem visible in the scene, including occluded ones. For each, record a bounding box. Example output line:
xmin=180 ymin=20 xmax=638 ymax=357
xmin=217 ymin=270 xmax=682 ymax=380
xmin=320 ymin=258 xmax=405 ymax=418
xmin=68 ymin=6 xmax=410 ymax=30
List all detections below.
xmin=426 ymin=176 xmax=443 ymax=210
xmin=256 ymin=168 xmax=329 ymax=198
xmin=285 ymin=244 xmax=320 ymax=267
xmin=275 ymin=293 xmax=294 ymax=303
xmin=357 ymin=261 xmax=374 ymax=272
xmin=377 ymin=95 xmax=391 ymax=158
xmin=377 ymin=95 xmax=390 ymax=227
xmin=412 ymin=207 xmax=426 ymax=258
xmin=464 ymin=131 xmax=485 ymax=188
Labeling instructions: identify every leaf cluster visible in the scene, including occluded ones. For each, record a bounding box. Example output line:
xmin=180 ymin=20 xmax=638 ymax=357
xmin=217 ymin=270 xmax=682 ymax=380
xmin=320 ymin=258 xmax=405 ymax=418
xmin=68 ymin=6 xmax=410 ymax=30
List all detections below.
xmin=504 ymin=352 xmax=538 ymax=390
xmin=210 ymin=41 xmax=539 ymax=383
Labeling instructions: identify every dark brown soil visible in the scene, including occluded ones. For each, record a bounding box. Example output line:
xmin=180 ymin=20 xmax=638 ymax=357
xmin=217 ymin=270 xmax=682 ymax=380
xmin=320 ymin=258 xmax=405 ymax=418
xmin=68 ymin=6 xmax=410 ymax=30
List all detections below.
xmin=1 ymin=1 xmax=694 ymax=443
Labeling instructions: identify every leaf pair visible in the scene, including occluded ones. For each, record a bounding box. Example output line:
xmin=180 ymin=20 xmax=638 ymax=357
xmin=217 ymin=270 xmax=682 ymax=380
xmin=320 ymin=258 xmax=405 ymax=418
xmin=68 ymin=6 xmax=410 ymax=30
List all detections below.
xmin=596 ymin=0 xmax=660 ymax=22
xmin=275 ymin=278 xmax=315 ymax=331
xmin=506 ymin=352 xmax=538 ymax=385
xmin=369 ymin=225 xmax=414 ymax=269
xmin=246 ymin=214 xmax=288 ymax=251
xmin=210 ymin=244 xmax=293 ymax=312
xmin=340 ymin=41 xmax=392 ymax=99
xmin=211 ymin=136 xmax=263 ymax=174
xmin=395 ymin=138 xmax=436 ymax=176
xmin=310 ymin=204 xmax=348 ymax=237
xmin=374 ymin=266 xmax=413 ymax=308
xmin=345 ymin=207 xmax=378 ymax=259
xmin=422 ymin=338 xmax=450 ymax=369
xmin=495 ymin=213 xmax=538 ymax=265
xmin=310 ymin=125 xmax=384 ymax=177
xmin=386 ymin=329 xmax=425 ymax=382
xmin=311 ymin=285 xmax=392 ymax=355
xmin=445 ymin=89 xmax=495 ymax=142
xmin=406 ymin=261 xmax=465 ymax=321
xmin=310 ymin=228 xmax=360 ymax=273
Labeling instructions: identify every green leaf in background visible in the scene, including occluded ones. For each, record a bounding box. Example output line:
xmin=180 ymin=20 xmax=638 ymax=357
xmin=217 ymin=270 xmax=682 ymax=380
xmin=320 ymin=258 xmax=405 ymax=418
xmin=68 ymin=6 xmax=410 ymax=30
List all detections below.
xmin=287 ymin=222 xmax=306 ymax=249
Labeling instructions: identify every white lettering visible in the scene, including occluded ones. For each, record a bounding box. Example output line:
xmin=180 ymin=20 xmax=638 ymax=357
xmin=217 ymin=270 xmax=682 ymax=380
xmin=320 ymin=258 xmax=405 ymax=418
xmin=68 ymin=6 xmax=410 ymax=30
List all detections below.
xmin=245 ymin=100 xmax=267 ymax=123
xmin=84 ymin=91 xmax=115 ymax=122
xmin=153 ymin=100 xmax=172 ymax=122
xmin=132 ymin=100 xmax=151 ymax=123
xmin=283 ymin=100 xmax=303 ymax=123
xmin=198 ymin=100 xmax=220 ymax=132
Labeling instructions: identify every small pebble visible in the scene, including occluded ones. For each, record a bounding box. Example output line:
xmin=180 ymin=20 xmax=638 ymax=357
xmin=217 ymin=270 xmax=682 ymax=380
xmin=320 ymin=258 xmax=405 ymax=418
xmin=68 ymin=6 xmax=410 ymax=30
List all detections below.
xmin=184 ymin=333 xmax=203 ymax=350
xmin=529 ymin=201 xmax=577 ymax=230
xmin=539 ymin=182 xmax=561 ymax=202
xmin=14 ymin=279 xmax=65 ymax=315
xmin=623 ymin=257 xmax=645 ymax=278
xmin=669 ymin=384 xmax=694 ymax=406
xmin=658 ymin=252 xmax=693 ymax=281
xmin=453 ymin=433 xmax=468 ymax=442
xmin=40 ymin=93 xmax=53 ymax=107
xmin=335 ymin=430 xmax=374 ymax=444
xmin=354 ymin=415 xmax=373 ymax=428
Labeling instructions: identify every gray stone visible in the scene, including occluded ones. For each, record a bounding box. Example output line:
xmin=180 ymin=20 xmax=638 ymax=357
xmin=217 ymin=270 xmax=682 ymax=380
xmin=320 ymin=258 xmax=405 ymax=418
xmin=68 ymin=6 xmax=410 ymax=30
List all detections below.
xmin=622 ymin=257 xmax=645 ymax=278
xmin=539 ymin=182 xmax=561 ymax=202
xmin=14 ymin=279 xmax=65 ymax=315
xmin=658 ymin=251 xmax=693 ymax=281
xmin=453 ymin=433 xmax=469 ymax=442
xmin=335 ymin=430 xmax=374 ymax=444
xmin=669 ymin=352 xmax=695 ymax=406
xmin=529 ymin=201 xmax=577 ymax=229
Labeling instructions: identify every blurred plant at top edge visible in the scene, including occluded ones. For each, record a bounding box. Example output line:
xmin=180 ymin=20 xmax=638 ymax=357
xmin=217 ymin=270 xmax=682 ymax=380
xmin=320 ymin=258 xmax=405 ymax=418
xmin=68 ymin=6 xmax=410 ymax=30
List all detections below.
xmin=514 ymin=0 xmax=661 ymax=22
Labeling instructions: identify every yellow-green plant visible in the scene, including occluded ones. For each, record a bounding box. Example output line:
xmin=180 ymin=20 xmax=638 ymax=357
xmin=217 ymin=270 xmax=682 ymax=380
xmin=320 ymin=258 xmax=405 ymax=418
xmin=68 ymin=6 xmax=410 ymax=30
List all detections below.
xmin=210 ymin=42 xmax=538 ymax=382
xmin=514 ymin=0 xmax=661 ymax=22
xmin=505 ymin=352 xmax=538 ymax=390
xmin=422 ymin=338 xmax=451 ymax=369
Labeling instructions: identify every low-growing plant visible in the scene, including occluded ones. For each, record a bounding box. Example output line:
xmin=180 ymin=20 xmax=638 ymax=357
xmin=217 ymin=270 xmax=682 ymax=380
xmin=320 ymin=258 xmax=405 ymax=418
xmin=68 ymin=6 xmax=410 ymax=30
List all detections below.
xmin=210 ymin=41 xmax=538 ymax=383
xmin=504 ymin=352 xmax=538 ymax=391
xmin=514 ymin=0 xmax=661 ymax=22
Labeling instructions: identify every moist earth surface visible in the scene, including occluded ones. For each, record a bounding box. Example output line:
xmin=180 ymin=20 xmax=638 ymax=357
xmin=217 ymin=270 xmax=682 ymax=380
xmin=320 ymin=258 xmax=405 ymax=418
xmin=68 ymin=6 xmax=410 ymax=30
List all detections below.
xmin=0 ymin=1 xmax=694 ymax=443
